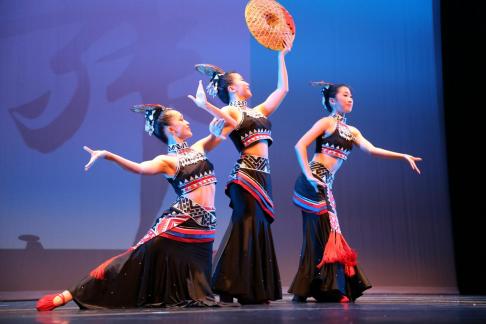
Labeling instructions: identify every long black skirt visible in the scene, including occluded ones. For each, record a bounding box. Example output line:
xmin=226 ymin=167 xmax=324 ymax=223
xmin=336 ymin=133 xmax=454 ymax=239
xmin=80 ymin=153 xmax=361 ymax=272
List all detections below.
xmin=212 ymin=184 xmax=282 ymax=304
xmin=288 ymin=211 xmax=371 ymax=302
xmin=70 ymin=236 xmax=216 ymax=309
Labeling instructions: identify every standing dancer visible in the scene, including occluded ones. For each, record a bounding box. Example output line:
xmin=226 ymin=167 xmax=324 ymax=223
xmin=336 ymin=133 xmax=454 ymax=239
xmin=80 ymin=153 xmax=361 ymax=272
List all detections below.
xmin=289 ymin=83 xmax=422 ymax=302
xmin=194 ymin=42 xmax=291 ymax=304
xmin=36 ymin=87 xmax=237 ymax=310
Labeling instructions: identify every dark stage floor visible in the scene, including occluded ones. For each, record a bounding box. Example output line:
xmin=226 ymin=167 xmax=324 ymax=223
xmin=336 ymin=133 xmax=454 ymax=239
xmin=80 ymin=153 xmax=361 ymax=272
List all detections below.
xmin=1 ymin=294 xmax=486 ymax=323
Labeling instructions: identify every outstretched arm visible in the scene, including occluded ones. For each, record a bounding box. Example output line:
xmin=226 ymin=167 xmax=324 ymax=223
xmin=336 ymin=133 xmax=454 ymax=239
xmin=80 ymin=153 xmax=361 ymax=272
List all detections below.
xmin=188 ymin=80 xmax=238 ymax=129
xmin=351 ymin=127 xmax=422 ymax=174
xmin=255 ymin=41 xmax=292 ymax=117
xmin=83 ymin=146 xmax=171 ymax=175
xmin=295 ymin=118 xmax=331 ymax=192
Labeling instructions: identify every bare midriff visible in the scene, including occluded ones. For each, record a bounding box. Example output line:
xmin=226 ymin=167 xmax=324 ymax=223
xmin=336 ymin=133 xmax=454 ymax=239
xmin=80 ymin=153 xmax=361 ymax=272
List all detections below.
xmin=311 ymin=152 xmax=344 ymax=174
xmin=182 ymin=183 xmax=216 ymax=211
xmin=241 ymin=140 xmax=269 ymax=158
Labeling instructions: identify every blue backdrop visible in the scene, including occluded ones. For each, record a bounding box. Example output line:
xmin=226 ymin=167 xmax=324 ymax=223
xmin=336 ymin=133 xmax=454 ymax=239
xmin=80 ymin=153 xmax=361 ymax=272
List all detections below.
xmin=0 ymin=0 xmax=453 ymax=295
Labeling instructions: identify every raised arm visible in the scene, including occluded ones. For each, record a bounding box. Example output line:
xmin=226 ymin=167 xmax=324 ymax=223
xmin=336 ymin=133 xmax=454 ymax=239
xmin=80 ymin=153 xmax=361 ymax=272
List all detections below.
xmin=295 ymin=118 xmax=332 ymax=191
xmin=254 ymin=42 xmax=292 ymax=117
xmin=188 ymin=80 xmax=238 ymax=129
xmin=350 ymin=127 xmax=422 ymax=174
xmin=83 ymin=146 xmax=172 ymax=175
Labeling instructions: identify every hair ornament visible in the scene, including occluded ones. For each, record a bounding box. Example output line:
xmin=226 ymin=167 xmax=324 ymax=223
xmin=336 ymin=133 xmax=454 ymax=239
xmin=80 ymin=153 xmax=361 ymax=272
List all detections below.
xmin=130 ymin=104 xmax=170 ymax=136
xmin=195 ymin=64 xmax=225 ymax=97
xmin=309 ymin=81 xmax=336 ymax=97
xmin=207 ymin=73 xmax=224 ymax=97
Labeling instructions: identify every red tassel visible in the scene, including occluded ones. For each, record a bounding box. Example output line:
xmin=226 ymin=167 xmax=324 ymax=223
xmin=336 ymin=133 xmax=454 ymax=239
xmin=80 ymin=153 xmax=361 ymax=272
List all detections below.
xmin=36 ymin=293 xmax=65 ymax=311
xmin=89 ymin=250 xmax=129 ymax=280
xmin=316 ymin=232 xmax=358 ymax=276
xmin=345 ymin=265 xmax=356 ymax=277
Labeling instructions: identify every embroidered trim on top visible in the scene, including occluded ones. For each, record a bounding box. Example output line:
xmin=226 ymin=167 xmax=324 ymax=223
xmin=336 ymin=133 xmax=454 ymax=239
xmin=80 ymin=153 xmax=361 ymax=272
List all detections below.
xmin=242 ymin=107 xmax=266 ymax=119
xmin=336 ymin=122 xmax=354 ymax=141
xmin=321 ymin=143 xmax=351 ymax=160
xmin=168 ymin=141 xmax=189 ymax=154
xmin=177 ymin=170 xmax=217 ymax=195
xmin=240 ymin=129 xmax=272 ymax=148
xmin=177 ymin=149 xmax=207 ymax=168
xmin=167 ymin=146 xmax=207 ymax=180
xmin=232 ymin=106 xmax=267 ymax=131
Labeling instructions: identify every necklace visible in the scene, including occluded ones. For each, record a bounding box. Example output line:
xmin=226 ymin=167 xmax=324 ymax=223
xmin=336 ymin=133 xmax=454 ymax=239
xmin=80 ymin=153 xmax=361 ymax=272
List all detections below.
xmin=167 ymin=141 xmax=189 ymax=154
xmin=331 ymin=114 xmax=353 ymax=140
xmin=229 ymin=100 xmax=248 ymax=108
xmin=331 ymin=113 xmax=347 ymax=124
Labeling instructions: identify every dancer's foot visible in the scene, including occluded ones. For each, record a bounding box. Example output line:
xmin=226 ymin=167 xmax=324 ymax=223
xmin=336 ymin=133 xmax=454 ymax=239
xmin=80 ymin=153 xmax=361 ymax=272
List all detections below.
xmin=339 ymin=295 xmax=350 ymax=303
xmin=218 ymin=301 xmax=241 ymax=307
xmin=36 ymin=291 xmax=71 ymax=311
xmin=238 ymin=298 xmax=270 ymax=305
xmin=219 ymin=294 xmax=233 ymax=303
xmin=292 ymin=295 xmax=307 ymax=303
xmin=218 ymin=294 xmax=241 ymax=307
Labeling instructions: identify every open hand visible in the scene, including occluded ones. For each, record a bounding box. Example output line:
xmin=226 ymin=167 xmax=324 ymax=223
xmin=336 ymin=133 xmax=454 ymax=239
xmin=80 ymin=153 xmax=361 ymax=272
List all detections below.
xmin=306 ymin=174 xmax=326 ymax=193
xmin=281 ymin=35 xmax=293 ymax=55
xmin=187 ymin=80 xmax=208 ymax=110
xmin=404 ymin=155 xmax=422 ymax=174
xmin=83 ymin=146 xmax=107 ymax=171
xmin=209 ymin=119 xmax=226 ymax=139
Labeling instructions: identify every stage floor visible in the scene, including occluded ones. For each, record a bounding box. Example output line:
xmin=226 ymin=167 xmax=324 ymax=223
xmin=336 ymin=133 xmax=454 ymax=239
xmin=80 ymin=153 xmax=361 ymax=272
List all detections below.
xmin=1 ymin=294 xmax=486 ymax=323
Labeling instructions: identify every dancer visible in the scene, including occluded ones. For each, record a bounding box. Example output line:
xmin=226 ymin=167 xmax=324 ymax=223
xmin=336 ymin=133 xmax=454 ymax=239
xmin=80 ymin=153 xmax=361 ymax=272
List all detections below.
xmin=194 ymin=42 xmax=291 ymax=304
xmin=289 ymin=82 xmax=422 ymax=302
xmin=36 ymin=85 xmax=236 ymax=310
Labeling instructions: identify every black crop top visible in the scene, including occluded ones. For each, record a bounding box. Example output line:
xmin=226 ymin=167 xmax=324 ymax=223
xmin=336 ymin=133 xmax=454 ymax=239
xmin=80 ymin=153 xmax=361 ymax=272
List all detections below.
xmin=229 ymin=107 xmax=273 ymax=153
xmin=316 ymin=119 xmax=354 ymax=160
xmin=166 ymin=142 xmax=217 ymax=196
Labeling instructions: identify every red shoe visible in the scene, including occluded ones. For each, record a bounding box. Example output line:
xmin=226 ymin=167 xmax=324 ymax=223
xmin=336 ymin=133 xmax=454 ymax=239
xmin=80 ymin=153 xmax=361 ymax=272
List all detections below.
xmin=339 ymin=295 xmax=350 ymax=303
xmin=36 ymin=293 xmax=66 ymax=311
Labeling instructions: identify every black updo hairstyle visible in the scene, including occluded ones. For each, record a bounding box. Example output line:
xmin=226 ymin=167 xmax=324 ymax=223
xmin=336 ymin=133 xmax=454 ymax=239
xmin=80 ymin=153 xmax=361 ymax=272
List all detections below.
xmin=210 ymin=71 xmax=236 ymax=105
xmin=321 ymin=84 xmax=350 ymax=113
xmin=132 ymin=104 xmax=175 ymax=144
